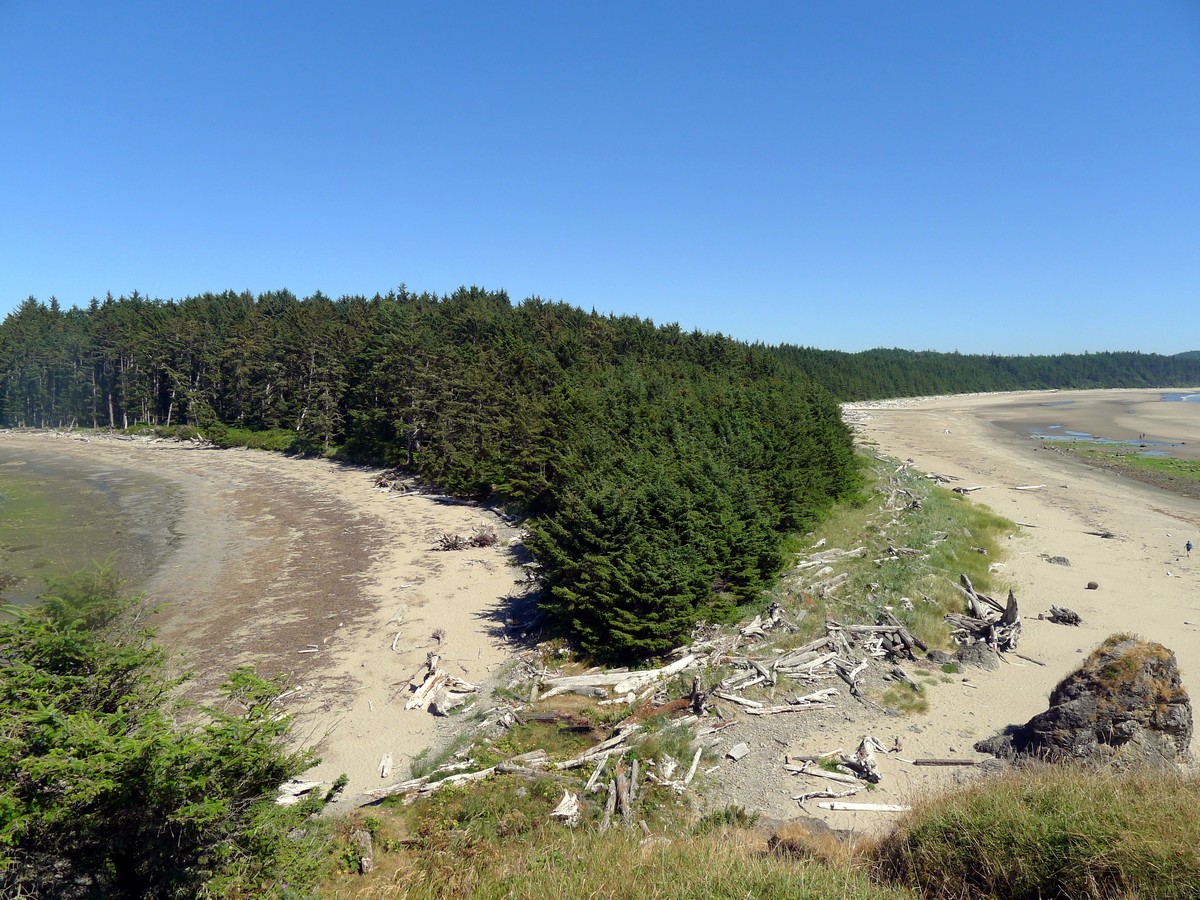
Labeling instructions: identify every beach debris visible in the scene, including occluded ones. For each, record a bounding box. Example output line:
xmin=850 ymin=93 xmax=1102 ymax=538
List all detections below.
xmin=912 ymin=758 xmax=979 ymax=766
xmin=1083 ymin=530 xmax=1120 ymax=539
xmin=275 ymin=779 xmax=323 ymax=806
xmin=537 ymin=653 xmax=700 ymax=700
xmin=794 ymin=786 xmax=861 ymax=806
xmin=379 ymin=753 xmax=393 ymax=779
xmin=817 ymin=801 xmax=910 ymax=812
xmin=784 ymin=762 xmax=861 ymax=785
xmin=1045 ymin=605 xmax=1082 ymax=626
xmin=435 ymin=524 xmax=499 ymax=550
xmin=1046 ymin=555 xmax=1072 ymax=566
xmin=549 ymin=790 xmax=581 ymax=827
xmin=350 ymin=827 xmax=374 ymax=874
xmin=405 ymin=651 xmax=478 ymax=713
xmin=945 ymin=575 xmax=1021 ymax=652
xmin=951 ymin=485 xmax=986 ymax=494
xmin=838 ymin=735 xmax=887 ymax=783
xmin=373 ymin=468 xmax=416 ymax=492
xmin=726 ymin=742 xmax=752 ymax=762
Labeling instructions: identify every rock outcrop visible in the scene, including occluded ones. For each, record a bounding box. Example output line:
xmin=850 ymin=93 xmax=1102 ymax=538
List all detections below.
xmin=976 ymin=634 xmax=1192 ymax=768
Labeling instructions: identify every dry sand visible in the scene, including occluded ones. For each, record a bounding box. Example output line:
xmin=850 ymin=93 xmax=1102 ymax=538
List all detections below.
xmin=0 ymin=431 xmax=526 ymax=809
xmin=826 ymin=389 xmax=1200 ymax=824
xmin=5 ymin=389 xmax=1199 ymax=824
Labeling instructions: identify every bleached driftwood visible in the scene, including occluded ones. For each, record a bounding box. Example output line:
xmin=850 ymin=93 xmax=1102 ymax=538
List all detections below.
xmin=538 ymin=654 xmax=699 ymax=700
xmin=713 ymin=690 xmax=764 ymax=709
xmin=817 ymin=801 xmax=910 ymax=812
xmin=275 ymin=779 xmax=323 ymax=806
xmin=550 ymin=790 xmax=581 ymax=827
xmin=839 ymin=735 xmax=886 ymax=783
xmin=793 ymin=787 xmax=861 ymax=805
xmin=784 ymin=764 xmax=861 ymax=785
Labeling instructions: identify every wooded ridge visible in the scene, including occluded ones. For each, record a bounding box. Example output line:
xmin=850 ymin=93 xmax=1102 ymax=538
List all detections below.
xmin=0 ymin=289 xmax=858 ymax=659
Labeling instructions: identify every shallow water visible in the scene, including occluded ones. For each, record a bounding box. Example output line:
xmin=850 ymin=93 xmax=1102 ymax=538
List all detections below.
xmin=0 ymin=444 xmax=181 ymax=604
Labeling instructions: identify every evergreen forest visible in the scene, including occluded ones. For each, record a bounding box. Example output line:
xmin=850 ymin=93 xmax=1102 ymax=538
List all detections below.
xmin=2 ymin=289 xmax=1198 ymax=657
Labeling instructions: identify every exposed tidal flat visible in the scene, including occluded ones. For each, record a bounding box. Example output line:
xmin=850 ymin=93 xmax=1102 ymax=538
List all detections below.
xmin=973 ymin=388 xmax=1200 ymax=462
xmin=0 ymin=439 xmax=181 ymax=603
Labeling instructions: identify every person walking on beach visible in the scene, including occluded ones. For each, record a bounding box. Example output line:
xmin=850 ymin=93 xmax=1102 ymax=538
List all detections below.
xmin=1188 ymin=540 xmax=1193 ymax=558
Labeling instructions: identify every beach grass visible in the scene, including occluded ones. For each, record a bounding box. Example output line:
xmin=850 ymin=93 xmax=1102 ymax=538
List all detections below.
xmin=874 ymin=766 xmax=1200 ymax=899
xmin=780 ymin=455 xmax=1015 ymax=652
xmin=323 ymin=766 xmax=1200 ymax=900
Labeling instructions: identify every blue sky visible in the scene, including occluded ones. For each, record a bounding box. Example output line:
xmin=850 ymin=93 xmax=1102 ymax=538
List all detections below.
xmin=2 ymin=2 xmax=1197 ymax=354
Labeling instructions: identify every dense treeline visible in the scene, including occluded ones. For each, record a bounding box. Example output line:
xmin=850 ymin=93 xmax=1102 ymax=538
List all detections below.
xmin=0 ymin=290 xmax=857 ymax=658
xmin=774 ymin=345 xmax=1200 ymax=400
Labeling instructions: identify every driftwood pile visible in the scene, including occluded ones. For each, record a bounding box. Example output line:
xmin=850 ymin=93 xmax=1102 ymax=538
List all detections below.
xmin=435 ymin=525 xmax=499 ymax=551
xmin=405 ymin=651 xmax=478 ymax=716
xmin=373 ymin=468 xmax=416 ymax=492
xmin=945 ymin=574 xmax=1022 ymax=652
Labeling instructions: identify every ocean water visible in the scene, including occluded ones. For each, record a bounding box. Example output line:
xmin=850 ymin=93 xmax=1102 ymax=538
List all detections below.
xmin=0 ymin=444 xmax=180 ymax=604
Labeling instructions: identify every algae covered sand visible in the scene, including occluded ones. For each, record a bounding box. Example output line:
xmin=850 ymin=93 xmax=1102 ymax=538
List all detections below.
xmin=0 ymin=440 xmax=181 ymax=603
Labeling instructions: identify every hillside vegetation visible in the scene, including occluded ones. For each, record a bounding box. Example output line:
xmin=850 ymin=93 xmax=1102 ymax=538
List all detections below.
xmin=5 ymin=290 xmax=1199 ymax=656
xmin=774 ymin=345 xmax=1200 ymax=400
xmin=0 ymin=290 xmax=860 ymax=659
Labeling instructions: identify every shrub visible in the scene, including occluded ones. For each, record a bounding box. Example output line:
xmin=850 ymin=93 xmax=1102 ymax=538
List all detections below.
xmin=0 ymin=568 xmax=335 ymax=898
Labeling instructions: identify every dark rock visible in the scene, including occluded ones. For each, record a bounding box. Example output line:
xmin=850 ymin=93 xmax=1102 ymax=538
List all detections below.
xmin=974 ymin=634 xmax=1193 ymax=768
xmin=926 ymin=649 xmax=956 ymax=667
xmin=1086 ymin=581 xmax=1099 ymax=590
xmin=1047 ymin=605 xmax=1082 ymax=626
xmin=955 ymin=641 xmax=1000 ymax=671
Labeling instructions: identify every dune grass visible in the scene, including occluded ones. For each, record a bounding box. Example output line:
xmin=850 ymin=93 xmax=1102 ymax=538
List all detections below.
xmin=780 ymin=454 xmax=1016 ymax=652
xmin=874 ymin=766 xmax=1200 ymax=899
xmin=323 ymin=767 xmax=1200 ymax=899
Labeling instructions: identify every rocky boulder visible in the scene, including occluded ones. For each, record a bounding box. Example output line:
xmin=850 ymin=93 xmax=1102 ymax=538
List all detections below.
xmin=975 ymin=634 xmax=1192 ymax=768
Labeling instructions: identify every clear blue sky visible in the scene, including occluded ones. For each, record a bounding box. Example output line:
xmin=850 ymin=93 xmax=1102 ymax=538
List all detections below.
xmin=2 ymin=2 xmax=1197 ymax=355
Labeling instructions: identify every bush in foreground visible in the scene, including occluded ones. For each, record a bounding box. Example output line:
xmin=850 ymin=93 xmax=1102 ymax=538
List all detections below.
xmin=0 ymin=569 xmax=335 ymax=898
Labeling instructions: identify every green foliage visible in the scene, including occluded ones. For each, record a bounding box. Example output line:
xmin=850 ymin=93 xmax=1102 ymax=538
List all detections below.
xmin=773 ymin=345 xmax=1200 ymax=401
xmin=0 ymin=289 xmax=861 ymax=660
xmin=691 ymin=804 xmax=759 ymax=834
xmin=781 ymin=456 xmax=1014 ymax=652
xmin=0 ymin=569 xmax=333 ymax=898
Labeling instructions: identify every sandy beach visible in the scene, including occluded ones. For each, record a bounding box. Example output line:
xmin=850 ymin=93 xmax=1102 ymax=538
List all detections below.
xmin=4 ymin=389 xmax=1199 ymax=822
xmin=0 ymin=431 xmax=526 ymax=809
xmin=838 ymin=390 xmax=1200 ymax=792
xmin=703 ymin=389 xmax=1200 ymax=832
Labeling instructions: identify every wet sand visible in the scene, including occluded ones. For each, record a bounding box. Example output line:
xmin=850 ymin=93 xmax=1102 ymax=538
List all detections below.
xmin=0 ymin=430 xmax=527 ymax=809
xmin=0 ymin=444 xmax=182 ymax=602
xmin=967 ymin=390 xmax=1200 ymax=460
